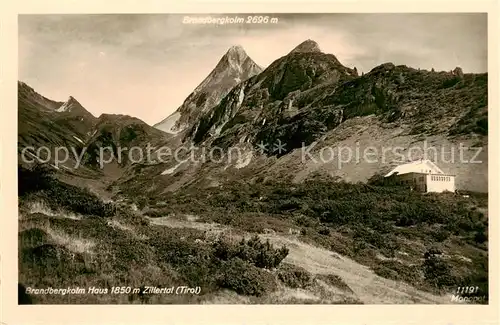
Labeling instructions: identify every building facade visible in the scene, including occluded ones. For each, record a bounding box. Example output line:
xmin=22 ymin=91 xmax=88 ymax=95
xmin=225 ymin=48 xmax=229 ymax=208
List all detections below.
xmin=384 ymin=160 xmax=456 ymax=193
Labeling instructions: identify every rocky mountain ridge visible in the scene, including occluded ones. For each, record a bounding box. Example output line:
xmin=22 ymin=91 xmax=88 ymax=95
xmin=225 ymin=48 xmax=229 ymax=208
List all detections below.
xmin=154 ymin=45 xmax=262 ymax=134
xmin=186 ymin=42 xmax=486 ymax=159
xmin=17 ymin=40 xmax=488 ymax=193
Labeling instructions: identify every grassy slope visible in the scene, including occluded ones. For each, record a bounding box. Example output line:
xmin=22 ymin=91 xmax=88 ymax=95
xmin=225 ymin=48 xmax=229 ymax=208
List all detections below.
xmin=142 ymin=174 xmax=488 ymax=299
xmin=20 ymin=164 xmax=490 ymax=304
xmin=19 ymin=165 xmax=362 ymax=304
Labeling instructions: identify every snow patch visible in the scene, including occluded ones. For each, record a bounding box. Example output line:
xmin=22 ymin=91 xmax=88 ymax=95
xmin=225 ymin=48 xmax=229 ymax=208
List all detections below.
xmin=237 ymin=87 xmax=245 ymax=108
xmin=154 ymin=111 xmax=183 ymax=134
xmin=161 ymin=161 xmax=185 ymax=175
xmin=56 ymin=100 xmax=72 ymax=112
xmin=73 ymin=135 xmax=84 ymax=144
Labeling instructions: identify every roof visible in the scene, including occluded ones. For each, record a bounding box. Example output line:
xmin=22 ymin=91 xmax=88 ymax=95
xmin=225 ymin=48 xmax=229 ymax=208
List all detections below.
xmin=384 ymin=159 xmax=444 ymax=177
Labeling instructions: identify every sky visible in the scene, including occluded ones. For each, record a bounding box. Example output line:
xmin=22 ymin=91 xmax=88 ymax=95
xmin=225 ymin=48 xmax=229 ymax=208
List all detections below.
xmin=19 ymin=13 xmax=487 ymax=125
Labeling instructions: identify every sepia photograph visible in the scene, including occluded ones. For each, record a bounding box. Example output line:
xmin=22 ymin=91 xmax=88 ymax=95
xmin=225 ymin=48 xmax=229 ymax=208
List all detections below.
xmin=14 ymin=11 xmax=491 ymax=307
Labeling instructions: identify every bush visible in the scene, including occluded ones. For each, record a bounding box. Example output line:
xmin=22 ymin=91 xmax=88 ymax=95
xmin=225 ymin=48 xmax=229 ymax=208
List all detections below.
xmin=318 ymin=227 xmax=330 ymax=236
xmin=474 ymin=229 xmax=488 ymax=244
xmin=18 ymin=164 xmax=55 ymax=196
xmin=315 ymin=274 xmax=353 ymax=293
xmin=431 ymin=229 xmax=451 ymax=242
xmin=150 ymin=231 xmax=289 ymax=296
xmin=373 ymin=260 xmax=421 ymax=286
xmin=373 ymin=265 xmax=401 ymax=281
xmin=422 ymin=249 xmax=457 ymax=289
xmin=212 ymin=235 xmax=289 ymax=269
xmin=440 ymin=77 xmax=461 ymax=89
xmin=277 ymin=264 xmax=313 ymax=289
xmin=18 ymin=228 xmax=51 ymax=249
xmin=216 ymin=258 xmax=277 ymax=296
xmin=367 ymin=173 xmax=401 ymax=187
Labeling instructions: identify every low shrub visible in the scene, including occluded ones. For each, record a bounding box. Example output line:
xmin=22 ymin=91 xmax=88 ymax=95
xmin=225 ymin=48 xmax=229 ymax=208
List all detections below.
xmin=216 ymin=258 xmax=277 ymax=296
xmin=277 ymin=264 xmax=313 ymax=289
xmin=373 ymin=260 xmax=421 ymax=286
xmin=18 ymin=164 xmax=55 ymax=196
xmin=315 ymin=274 xmax=353 ymax=293
xmin=212 ymin=235 xmax=289 ymax=269
xmin=318 ymin=227 xmax=330 ymax=236
xmin=422 ymin=249 xmax=458 ymax=289
xmin=474 ymin=229 xmax=488 ymax=244
xmin=151 ymin=231 xmax=289 ymax=296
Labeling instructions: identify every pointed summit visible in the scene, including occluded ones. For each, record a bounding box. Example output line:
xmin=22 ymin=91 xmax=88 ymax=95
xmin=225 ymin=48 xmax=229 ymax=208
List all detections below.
xmin=226 ymin=45 xmax=247 ymax=58
xmin=290 ymin=39 xmax=321 ymax=54
xmin=56 ymin=96 xmax=79 ymax=112
xmin=154 ymin=45 xmax=262 ymax=134
xmin=217 ymin=44 xmax=252 ymax=70
xmin=55 ymin=96 xmax=95 ymax=120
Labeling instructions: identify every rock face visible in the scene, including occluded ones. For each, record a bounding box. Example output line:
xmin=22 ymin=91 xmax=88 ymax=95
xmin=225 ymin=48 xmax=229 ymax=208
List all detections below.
xmin=154 ymin=45 xmax=262 ymax=134
xmin=186 ymin=39 xmax=358 ymax=148
xmin=186 ymin=40 xmax=487 ymax=158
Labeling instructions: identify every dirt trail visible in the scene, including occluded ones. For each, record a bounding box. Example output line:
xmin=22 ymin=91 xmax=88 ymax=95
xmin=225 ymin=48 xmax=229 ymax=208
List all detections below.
xmin=147 ymin=215 xmax=450 ymax=304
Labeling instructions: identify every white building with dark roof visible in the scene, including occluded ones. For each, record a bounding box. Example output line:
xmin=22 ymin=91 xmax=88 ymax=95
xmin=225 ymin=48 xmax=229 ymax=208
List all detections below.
xmin=384 ymin=159 xmax=455 ymax=193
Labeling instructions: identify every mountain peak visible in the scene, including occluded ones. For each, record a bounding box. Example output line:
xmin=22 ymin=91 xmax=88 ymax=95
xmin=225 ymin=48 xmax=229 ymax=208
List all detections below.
xmin=290 ymin=39 xmax=321 ymax=54
xmin=227 ymin=44 xmax=246 ymax=54
xmin=223 ymin=45 xmax=249 ymax=64
xmin=56 ymin=96 xmax=83 ymax=113
xmin=154 ymin=44 xmax=262 ymax=134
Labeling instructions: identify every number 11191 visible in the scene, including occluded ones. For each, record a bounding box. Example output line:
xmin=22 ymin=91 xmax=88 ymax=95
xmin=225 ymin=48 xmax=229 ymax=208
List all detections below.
xmin=456 ymin=286 xmax=479 ymax=294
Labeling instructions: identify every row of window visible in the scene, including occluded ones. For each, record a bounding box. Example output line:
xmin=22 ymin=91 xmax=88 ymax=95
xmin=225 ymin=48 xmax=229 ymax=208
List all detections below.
xmin=431 ymin=176 xmax=451 ymax=182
